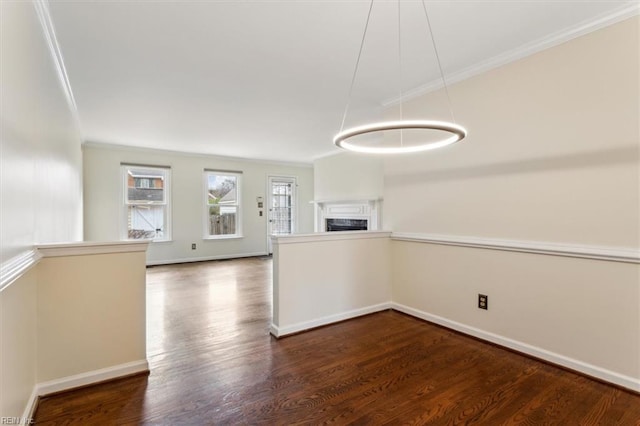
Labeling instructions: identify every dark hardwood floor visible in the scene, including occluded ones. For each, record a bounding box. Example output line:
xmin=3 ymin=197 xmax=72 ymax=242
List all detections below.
xmin=34 ymin=257 xmax=640 ymax=425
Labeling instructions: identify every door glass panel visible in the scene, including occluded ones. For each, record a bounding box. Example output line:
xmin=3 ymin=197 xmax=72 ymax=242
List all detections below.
xmin=271 ymin=182 xmax=292 ymax=235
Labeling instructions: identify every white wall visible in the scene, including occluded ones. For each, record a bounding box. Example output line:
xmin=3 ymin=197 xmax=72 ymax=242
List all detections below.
xmin=386 ymin=17 xmax=639 ymax=388
xmin=314 ymin=152 xmax=383 ymax=201
xmin=0 ymin=1 xmax=83 ymax=418
xmin=384 ymin=17 xmax=639 ymax=247
xmin=0 ymin=2 xmax=83 ymax=260
xmin=272 ymin=232 xmax=391 ymax=336
xmin=83 ymin=144 xmax=314 ymax=264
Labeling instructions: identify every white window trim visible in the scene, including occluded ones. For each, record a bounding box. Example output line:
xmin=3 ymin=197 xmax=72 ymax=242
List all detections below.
xmin=203 ymin=170 xmax=243 ymax=239
xmin=121 ymin=165 xmax=172 ymax=242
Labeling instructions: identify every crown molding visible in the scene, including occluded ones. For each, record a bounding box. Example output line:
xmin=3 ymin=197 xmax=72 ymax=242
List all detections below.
xmin=82 ymin=141 xmax=313 ymax=169
xmin=383 ymin=3 xmax=640 ymax=107
xmin=312 ymin=148 xmax=349 ymax=161
xmin=32 ymin=0 xmax=82 ymax=128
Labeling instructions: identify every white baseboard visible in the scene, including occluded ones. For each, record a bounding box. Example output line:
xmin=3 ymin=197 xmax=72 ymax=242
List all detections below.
xmin=271 ymin=302 xmax=391 ymax=338
xmin=269 ymin=324 xmax=280 ymax=337
xmin=391 ymin=302 xmax=640 ymax=392
xmin=146 ymin=252 xmax=268 ymax=266
xmin=36 ymin=359 xmax=149 ymax=396
xmin=21 ymin=387 xmax=39 ymax=424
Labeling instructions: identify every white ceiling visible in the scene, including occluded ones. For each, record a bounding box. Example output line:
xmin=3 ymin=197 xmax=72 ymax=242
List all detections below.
xmin=48 ymin=0 xmax=637 ymax=164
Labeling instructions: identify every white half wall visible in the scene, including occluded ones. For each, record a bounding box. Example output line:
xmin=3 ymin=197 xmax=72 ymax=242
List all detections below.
xmin=272 ymin=231 xmax=639 ymax=390
xmin=83 ymin=144 xmax=314 ymax=264
xmin=0 ymin=268 xmax=38 ymax=419
xmin=0 ymin=241 xmax=150 ymax=419
xmin=392 ymin=239 xmax=640 ymax=390
xmin=36 ymin=242 xmax=149 ymax=383
xmin=272 ymin=231 xmax=391 ymax=336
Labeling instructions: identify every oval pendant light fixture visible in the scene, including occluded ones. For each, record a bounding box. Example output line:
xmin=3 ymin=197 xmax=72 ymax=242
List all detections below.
xmin=334 ymin=0 xmax=467 ymax=154
xmin=334 ymin=120 xmax=467 ymax=154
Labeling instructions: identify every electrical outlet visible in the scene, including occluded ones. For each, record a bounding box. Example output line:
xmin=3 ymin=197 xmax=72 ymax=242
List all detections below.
xmin=191 ymin=243 xmax=197 ymax=250
xmin=478 ymin=294 xmax=488 ymax=310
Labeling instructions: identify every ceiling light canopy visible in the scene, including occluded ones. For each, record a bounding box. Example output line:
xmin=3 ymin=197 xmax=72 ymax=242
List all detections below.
xmin=335 ymin=0 xmax=467 ymax=154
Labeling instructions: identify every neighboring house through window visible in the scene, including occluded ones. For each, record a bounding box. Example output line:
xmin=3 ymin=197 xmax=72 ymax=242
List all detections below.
xmin=204 ymin=170 xmax=242 ymax=238
xmin=123 ymin=164 xmax=171 ymax=241
xmin=136 ymin=177 xmax=153 ymax=189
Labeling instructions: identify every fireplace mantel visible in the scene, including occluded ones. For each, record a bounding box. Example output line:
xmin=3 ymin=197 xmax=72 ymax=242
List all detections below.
xmin=312 ymin=198 xmax=382 ymax=232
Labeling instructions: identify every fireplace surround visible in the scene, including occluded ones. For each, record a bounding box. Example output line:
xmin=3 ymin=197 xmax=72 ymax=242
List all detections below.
xmin=313 ymin=199 xmax=381 ymax=232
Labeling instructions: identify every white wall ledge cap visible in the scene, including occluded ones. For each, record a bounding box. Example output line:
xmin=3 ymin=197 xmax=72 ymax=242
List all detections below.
xmin=36 ymin=240 xmax=151 ymax=257
xmin=0 ymin=249 xmax=42 ymax=292
xmin=391 ymin=232 xmax=640 ymax=264
xmin=272 ymin=230 xmax=391 ymax=245
xmin=311 ymin=197 xmax=383 ymax=204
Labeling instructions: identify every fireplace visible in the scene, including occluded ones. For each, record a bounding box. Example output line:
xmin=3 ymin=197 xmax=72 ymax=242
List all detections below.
xmin=313 ymin=199 xmax=381 ymax=232
xmin=326 ymin=218 xmax=368 ymax=232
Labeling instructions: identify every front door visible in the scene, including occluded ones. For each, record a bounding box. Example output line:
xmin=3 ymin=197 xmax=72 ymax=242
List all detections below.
xmin=267 ymin=176 xmax=297 ymax=254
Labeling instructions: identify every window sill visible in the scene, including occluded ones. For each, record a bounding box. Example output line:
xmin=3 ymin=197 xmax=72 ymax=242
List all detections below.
xmin=203 ymin=235 xmax=244 ymax=241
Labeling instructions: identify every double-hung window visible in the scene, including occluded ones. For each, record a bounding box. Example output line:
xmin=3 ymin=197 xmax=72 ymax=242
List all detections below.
xmin=122 ymin=164 xmax=171 ymax=241
xmin=204 ymin=170 xmax=242 ymax=238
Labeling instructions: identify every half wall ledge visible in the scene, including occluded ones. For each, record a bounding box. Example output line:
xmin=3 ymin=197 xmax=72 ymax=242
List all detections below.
xmin=36 ymin=240 xmax=151 ymax=257
xmin=271 ymin=230 xmax=391 ymax=245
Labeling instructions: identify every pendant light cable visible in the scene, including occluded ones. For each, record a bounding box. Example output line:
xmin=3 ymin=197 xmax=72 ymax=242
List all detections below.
xmin=397 ymin=0 xmax=404 ymax=146
xmin=334 ymin=0 xmax=467 ymax=154
xmin=421 ymin=0 xmax=456 ymax=123
xmin=339 ymin=0 xmax=375 ymax=133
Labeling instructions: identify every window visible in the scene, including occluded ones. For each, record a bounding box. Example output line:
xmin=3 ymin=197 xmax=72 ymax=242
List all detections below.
xmin=135 ymin=178 xmax=153 ymax=189
xmin=204 ymin=170 xmax=241 ymax=238
xmin=122 ymin=165 xmax=171 ymax=241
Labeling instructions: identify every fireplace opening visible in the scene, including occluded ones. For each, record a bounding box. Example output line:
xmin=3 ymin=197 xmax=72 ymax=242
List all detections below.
xmin=326 ymin=218 xmax=368 ymax=232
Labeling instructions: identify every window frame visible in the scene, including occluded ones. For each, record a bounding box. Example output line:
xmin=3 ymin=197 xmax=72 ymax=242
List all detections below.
xmin=121 ymin=164 xmax=171 ymax=242
xmin=203 ymin=170 xmax=243 ymax=240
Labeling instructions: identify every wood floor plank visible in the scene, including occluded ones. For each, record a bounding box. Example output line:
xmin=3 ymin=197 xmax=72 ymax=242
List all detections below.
xmin=33 ymin=257 xmax=640 ymax=425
